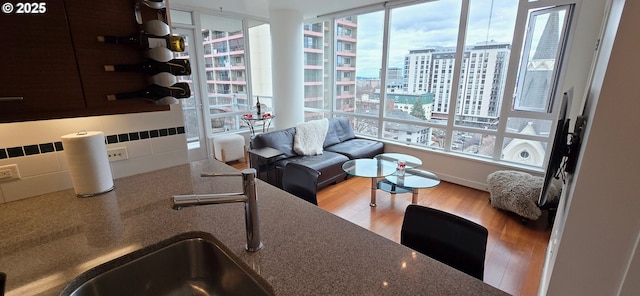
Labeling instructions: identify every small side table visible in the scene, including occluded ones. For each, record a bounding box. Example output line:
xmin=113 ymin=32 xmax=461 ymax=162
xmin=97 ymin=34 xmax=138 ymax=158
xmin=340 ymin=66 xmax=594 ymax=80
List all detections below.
xmin=241 ymin=113 xmax=275 ymax=136
xmin=249 ymin=147 xmax=284 ymax=185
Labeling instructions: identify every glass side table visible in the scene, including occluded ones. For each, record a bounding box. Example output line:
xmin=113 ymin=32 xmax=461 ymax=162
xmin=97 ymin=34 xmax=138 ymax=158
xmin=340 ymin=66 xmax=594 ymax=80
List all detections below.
xmin=241 ymin=113 xmax=275 ymax=136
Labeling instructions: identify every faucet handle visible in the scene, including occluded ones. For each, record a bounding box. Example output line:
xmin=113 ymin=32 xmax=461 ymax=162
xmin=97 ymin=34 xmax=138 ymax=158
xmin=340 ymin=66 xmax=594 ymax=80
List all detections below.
xmin=201 ymin=169 xmax=256 ymax=179
xmin=200 ymin=172 xmax=242 ymax=177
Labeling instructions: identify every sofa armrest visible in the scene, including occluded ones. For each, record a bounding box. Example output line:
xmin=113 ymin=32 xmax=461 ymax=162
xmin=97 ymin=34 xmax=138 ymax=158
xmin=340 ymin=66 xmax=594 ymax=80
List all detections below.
xmin=251 ymin=127 xmax=297 ymax=157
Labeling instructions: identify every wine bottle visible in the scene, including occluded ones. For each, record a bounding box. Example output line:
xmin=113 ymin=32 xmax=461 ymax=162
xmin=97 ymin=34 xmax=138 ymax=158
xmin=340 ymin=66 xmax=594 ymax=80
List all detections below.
xmin=148 ymin=72 xmax=177 ymax=87
xmin=97 ymin=31 xmax=185 ymax=52
xmin=107 ymin=82 xmax=190 ymax=101
xmin=142 ymin=20 xmax=170 ymax=36
xmin=104 ymin=58 xmax=191 ymax=75
xmin=141 ymin=0 xmax=166 ymax=9
xmin=256 ymin=96 xmax=261 ymax=115
xmin=145 ymin=46 xmax=173 ymax=62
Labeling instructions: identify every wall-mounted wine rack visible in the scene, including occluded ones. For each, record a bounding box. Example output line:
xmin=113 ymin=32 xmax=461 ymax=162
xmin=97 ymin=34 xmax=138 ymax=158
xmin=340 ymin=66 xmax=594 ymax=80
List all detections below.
xmin=98 ymin=0 xmax=191 ymax=104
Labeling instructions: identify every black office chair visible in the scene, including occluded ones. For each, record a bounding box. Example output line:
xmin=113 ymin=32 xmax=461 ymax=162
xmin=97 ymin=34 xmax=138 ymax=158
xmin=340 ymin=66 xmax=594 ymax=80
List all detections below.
xmin=282 ymin=163 xmax=321 ymax=205
xmin=401 ymin=204 xmax=488 ymax=280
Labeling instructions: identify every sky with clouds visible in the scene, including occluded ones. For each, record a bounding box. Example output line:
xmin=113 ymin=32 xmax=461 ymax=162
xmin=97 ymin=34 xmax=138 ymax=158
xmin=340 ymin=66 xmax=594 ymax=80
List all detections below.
xmin=354 ymin=0 xmax=519 ymax=78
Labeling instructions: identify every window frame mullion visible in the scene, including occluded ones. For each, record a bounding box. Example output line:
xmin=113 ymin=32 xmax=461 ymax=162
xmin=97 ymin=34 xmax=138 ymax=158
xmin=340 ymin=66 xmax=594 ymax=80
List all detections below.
xmin=444 ymin=0 xmax=470 ymax=152
xmin=242 ymin=18 xmax=254 ymax=110
xmin=493 ymin=0 xmax=531 ymax=161
xmin=378 ymin=8 xmax=392 ymax=139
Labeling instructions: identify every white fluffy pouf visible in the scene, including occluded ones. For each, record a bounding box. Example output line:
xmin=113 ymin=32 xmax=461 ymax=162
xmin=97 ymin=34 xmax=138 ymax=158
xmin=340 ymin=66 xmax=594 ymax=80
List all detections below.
xmin=487 ymin=170 xmax=560 ymax=220
xmin=213 ymin=134 xmax=246 ymax=163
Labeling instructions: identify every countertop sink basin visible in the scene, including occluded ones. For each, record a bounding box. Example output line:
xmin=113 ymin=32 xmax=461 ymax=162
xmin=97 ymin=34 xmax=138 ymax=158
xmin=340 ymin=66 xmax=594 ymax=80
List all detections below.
xmin=61 ymin=233 xmax=273 ymax=296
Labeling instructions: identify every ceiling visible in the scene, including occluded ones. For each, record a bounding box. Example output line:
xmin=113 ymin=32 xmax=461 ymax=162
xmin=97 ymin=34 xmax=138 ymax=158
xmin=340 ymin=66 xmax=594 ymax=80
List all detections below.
xmin=172 ymin=0 xmax=384 ymax=20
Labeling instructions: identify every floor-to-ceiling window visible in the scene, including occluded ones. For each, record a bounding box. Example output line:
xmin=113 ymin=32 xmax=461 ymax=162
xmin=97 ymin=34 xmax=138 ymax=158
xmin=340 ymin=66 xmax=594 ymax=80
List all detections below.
xmin=304 ymin=0 xmax=575 ymax=169
xmin=169 ymin=10 xmax=208 ymax=161
xmin=170 ymin=9 xmax=272 ymax=150
xmin=501 ymin=5 xmax=573 ymax=166
xmin=200 ymin=15 xmax=249 ymax=134
xmin=199 ymin=15 xmax=273 ymax=135
xmin=303 ymin=12 xmax=386 ymax=136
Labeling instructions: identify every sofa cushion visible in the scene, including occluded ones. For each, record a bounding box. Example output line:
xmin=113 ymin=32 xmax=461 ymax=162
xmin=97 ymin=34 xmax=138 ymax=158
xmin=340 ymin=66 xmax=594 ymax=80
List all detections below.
xmin=251 ymin=127 xmax=297 ymax=157
xmin=325 ymin=138 xmax=384 ymax=159
xmin=323 ymin=117 xmax=355 ymax=148
xmin=275 ymin=151 xmax=349 ymax=186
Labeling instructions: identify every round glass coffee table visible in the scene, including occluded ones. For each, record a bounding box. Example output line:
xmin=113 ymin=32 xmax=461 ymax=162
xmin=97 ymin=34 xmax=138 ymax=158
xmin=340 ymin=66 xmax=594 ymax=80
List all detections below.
xmin=373 ymin=153 xmax=422 ymax=168
xmin=342 ymin=158 xmax=397 ymax=207
xmin=384 ymin=168 xmax=440 ymax=204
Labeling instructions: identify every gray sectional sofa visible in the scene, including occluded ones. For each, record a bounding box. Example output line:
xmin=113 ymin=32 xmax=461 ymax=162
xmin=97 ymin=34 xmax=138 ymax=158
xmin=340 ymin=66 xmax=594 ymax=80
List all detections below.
xmin=249 ymin=117 xmax=384 ymax=189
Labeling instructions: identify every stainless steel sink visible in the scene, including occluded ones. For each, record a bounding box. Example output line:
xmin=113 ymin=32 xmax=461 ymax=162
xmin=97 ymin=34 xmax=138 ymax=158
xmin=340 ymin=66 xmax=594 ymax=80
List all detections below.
xmin=61 ymin=232 xmax=273 ymax=296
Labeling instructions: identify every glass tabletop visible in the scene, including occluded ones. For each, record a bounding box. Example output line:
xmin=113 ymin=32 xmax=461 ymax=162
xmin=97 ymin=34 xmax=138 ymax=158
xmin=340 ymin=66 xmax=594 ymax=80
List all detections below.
xmin=241 ymin=113 xmax=275 ymax=135
xmin=342 ymin=159 xmax=397 ymax=178
xmin=385 ymin=168 xmax=440 ymax=189
xmin=374 ymin=153 xmax=422 ymax=168
xmin=241 ymin=113 xmax=274 ymax=121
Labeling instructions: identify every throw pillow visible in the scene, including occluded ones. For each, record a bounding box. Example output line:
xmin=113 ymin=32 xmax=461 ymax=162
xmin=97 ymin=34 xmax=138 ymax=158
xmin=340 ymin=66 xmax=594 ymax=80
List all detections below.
xmin=293 ymin=118 xmax=329 ymax=156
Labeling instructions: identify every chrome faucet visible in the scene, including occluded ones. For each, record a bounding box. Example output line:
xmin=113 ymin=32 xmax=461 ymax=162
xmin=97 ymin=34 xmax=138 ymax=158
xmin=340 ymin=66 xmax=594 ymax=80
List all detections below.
xmin=171 ymin=168 xmax=263 ymax=252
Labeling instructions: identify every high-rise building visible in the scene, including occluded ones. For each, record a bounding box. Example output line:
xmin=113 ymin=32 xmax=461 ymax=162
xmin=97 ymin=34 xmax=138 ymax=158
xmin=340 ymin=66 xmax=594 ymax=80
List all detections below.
xmin=303 ymin=17 xmax=358 ymax=114
xmin=201 ymin=29 xmax=248 ymax=110
xmin=202 ymin=30 xmax=247 ymax=94
xmin=303 ymin=22 xmax=326 ymax=110
xmin=335 ymin=17 xmax=358 ymax=111
xmin=403 ymin=42 xmax=510 ymax=127
xmin=382 ymin=67 xmax=404 ymax=90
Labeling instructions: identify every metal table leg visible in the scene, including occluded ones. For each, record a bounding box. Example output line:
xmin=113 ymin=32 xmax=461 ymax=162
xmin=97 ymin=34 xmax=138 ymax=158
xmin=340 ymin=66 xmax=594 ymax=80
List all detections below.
xmin=412 ymin=188 xmax=419 ymax=204
xmin=370 ymin=178 xmax=377 ymax=207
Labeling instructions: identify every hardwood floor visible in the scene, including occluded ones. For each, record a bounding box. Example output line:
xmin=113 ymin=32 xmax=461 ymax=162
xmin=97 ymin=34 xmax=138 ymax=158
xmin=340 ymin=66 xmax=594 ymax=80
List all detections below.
xmin=231 ymin=161 xmax=551 ymax=296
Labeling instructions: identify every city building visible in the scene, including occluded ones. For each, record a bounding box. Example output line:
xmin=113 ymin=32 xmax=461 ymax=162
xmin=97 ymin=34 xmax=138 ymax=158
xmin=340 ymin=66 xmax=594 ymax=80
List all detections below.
xmin=376 ymin=90 xmax=435 ymax=120
xmin=201 ymin=28 xmax=248 ymax=109
xmin=303 ymin=22 xmax=326 ymax=110
xmin=403 ymin=42 xmax=510 ymax=127
xmin=382 ymin=67 xmax=404 ymax=90
xmin=303 ymin=17 xmax=358 ymax=114
xmin=335 ymin=17 xmax=358 ymax=111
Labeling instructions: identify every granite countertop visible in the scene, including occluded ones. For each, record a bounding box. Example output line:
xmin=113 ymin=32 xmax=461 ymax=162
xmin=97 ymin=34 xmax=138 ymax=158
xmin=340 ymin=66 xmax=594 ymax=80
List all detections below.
xmin=0 ymin=159 xmax=508 ymax=295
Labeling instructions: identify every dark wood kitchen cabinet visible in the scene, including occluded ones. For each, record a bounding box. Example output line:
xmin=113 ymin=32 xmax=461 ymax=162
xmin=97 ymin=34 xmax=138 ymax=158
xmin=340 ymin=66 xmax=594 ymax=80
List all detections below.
xmin=0 ymin=0 xmax=169 ymax=123
xmin=1 ymin=0 xmax=86 ymax=120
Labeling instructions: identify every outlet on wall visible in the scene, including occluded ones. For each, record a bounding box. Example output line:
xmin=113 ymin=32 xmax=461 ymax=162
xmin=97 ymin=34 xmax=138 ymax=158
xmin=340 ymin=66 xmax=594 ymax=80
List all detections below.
xmin=0 ymin=164 xmax=21 ymax=181
xmin=107 ymin=147 xmax=129 ymax=162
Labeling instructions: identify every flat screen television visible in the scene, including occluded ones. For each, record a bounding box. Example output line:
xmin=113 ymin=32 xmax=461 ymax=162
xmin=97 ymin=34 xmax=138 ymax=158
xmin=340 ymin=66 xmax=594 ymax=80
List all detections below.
xmin=538 ymin=89 xmax=587 ymax=208
xmin=538 ymin=91 xmax=571 ymax=207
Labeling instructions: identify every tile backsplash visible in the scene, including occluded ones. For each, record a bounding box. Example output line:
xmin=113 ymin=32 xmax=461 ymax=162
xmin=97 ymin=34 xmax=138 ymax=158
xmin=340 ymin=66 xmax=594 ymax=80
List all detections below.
xmin=0 ymin=108 xmax=189 ymax=203
xmin=0 ymin=126 xmax=185 ymax=160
